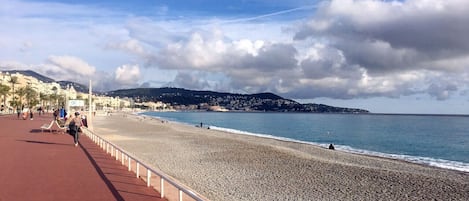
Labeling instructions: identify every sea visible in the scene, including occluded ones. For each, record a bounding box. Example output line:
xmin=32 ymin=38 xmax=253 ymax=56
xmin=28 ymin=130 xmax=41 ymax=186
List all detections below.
xmin=142 ymin=111 xmax=469 ymax=172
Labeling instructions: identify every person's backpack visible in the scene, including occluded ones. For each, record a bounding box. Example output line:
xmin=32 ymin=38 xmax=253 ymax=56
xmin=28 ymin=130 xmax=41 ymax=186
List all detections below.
xmin=69 ymin=120 xmax=77 ymax=133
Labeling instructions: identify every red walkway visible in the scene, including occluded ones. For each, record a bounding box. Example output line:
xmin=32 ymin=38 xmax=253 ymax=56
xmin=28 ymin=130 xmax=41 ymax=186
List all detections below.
xmin=0 ymin=113 xmax=165 ymax=201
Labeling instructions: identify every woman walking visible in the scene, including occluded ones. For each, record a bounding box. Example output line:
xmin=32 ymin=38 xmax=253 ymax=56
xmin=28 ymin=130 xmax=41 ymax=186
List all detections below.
xmin=69 ymin=112 xmax=83 ymax=147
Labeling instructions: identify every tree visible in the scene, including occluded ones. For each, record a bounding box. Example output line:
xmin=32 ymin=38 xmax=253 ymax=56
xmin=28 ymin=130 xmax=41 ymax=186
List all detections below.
xmin=48 ymin=93 xmax=59 ymax=109
xmin=0 ymin=84 xmax=10 ymax=108
xmin=16 ymin=87 xmax=26 ymax=107
xmin=39 ymin=92 xmax=49 ymax=111
xmin=24 ymin=86 xmax=38 ymax=107
xmin=57 ymin=94 xmax=66 ymax=107
xmin=51 ymin=86 xmax=58 ymax=108
xmin=8 ymin=76 xmax=18 ymax=107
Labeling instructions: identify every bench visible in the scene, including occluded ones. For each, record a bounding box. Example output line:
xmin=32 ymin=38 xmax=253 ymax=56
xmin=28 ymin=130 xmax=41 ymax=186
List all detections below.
xmin=40 ymin=120 xmax=55 ymax=132
xmin=55 ymin=121 xmax=68 ymax=134
xmin=40 ymin=120 xmax=68 ymax=134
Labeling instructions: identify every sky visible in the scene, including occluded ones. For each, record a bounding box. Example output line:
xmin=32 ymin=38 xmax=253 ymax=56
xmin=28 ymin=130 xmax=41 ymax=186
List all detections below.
xmin=1 ymin=0 xmax=469 ymax=114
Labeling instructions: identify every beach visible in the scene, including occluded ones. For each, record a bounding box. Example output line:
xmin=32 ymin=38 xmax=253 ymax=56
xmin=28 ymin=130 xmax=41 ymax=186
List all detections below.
xmin=91 ymin=112 xmax=469 ymax=201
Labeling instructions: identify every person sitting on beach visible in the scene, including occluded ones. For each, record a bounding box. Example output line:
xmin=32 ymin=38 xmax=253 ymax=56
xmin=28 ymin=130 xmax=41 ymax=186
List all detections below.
xmin=328 ymin=143 xmax=335 ymax=150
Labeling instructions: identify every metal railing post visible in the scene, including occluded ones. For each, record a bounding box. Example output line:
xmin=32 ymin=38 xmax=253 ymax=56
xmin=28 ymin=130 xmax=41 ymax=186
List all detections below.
xmin=83 ymin=128 xmax=206 ymax=201
xmin=136 ymin=163 xmax=140 ymax=178
xmin=147 ymin=169 xmax=151 ymax=187
xmin=160 ymin=178 xmax=165 ymax=198
xmin=128 ymin=157 xmax=131 ymax=171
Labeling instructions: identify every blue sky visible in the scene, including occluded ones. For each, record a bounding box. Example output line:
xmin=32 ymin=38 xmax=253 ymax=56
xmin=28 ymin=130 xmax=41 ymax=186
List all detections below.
xmin=1 ymin=0 xmax=469 ymax=114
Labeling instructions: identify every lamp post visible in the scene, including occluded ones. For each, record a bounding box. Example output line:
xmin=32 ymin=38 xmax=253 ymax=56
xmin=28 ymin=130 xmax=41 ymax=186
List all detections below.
xmin=88 ymin=80 xmax=93 ymax=131
xmin=65 ymin=84 xmax=70 ymax=116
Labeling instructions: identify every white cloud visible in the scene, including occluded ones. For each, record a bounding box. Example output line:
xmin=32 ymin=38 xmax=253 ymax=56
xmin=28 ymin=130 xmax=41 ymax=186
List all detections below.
xmin=106 ymin=39 xmax=147 ymax=56
xmin=289 ymin=0 xmax=469 ymax=99
xmin=47 ymin=55 xmax=95 ymax=76
xmin=2 ymin=0 xmax=469 ymax=104
xmin=115 ymin=64 xmax=141 ymax=86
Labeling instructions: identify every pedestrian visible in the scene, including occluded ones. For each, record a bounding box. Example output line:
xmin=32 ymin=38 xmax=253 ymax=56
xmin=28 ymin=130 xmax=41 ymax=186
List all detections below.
xmin=69 ymin=112 xmax=83 ymax=147
xmin=81 ymin=115 xmax=88 ymax=127
xmin=16 ymin=106 xmax=21 ymax=119
xmin=29 ymin=109 xmax=33 ymax=120
xmin=53 ymin=109 xmax=59 ymax=120
xmin=22 ymin=107 xmax=28 ymax=120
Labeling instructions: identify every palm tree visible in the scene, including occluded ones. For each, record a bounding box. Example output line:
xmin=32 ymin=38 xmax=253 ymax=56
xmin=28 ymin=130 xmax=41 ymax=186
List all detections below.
xmin=0 ymin=84 xmax=10 ymax=109
xmin=48 ymin=94 xmax=57 ymax=109
xmin=57 ymin=94 xmax=66 ymax=108
xmin=51 ymin=86 xmax=58 ymax=108
xmin=39 ymin=92 xmax=49 ymax=111
xmin=8 ymin=76 xmax=18 ymax=107
xmin=24 ymin=86 xmax=38 ymax=108
xmin=16 ymin=87 xmax=26 ymax=107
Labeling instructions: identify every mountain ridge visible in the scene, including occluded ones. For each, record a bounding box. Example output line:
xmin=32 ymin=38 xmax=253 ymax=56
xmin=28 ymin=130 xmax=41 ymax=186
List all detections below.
xmin=107 ymin=87 xmax=369 ymax=113
xmin=2 ymin=70 xmax=369 ymax=113
xmin=2 ymin=70 xmax=89 ymax=93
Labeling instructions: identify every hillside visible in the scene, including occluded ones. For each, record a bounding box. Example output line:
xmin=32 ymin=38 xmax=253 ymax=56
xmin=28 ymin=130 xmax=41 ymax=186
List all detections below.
xmin=4 ymin=70 xmax=55 ymax=83
xmin=2 ymin=70 xmax=369 ymax=113
xmin=107 ymin=87 xmax=369 ymax=113
xmin=3 ymin=70 xmax=89 ymax=93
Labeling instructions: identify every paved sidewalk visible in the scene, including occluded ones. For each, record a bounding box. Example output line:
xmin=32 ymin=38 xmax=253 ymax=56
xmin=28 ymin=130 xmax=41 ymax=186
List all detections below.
xmin=0 ymin=113 xmax=165 ymax=201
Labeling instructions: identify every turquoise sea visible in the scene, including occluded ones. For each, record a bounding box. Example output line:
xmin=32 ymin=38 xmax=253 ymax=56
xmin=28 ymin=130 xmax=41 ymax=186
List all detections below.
xmin=143 ymin=112 xmax=469 ymax=172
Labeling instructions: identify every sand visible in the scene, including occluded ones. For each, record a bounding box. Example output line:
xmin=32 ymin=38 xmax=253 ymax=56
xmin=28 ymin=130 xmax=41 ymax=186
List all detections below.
xmin=90 ymin=112 xmax=469 ymax=201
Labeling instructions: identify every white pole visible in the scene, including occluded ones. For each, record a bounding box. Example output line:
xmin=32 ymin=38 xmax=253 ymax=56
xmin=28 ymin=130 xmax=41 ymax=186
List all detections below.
xmin=160 ymin=178 xmax=165 ymax=198
xmin=136 ymin=163 xmax=140 ymax=178
xmin=128 ymin=157 xmax=131 ymax=171
xmin=147 ymin=170 xmax=151 ymax=187
xmin=88 ymin=80 xmax=93 ymax=131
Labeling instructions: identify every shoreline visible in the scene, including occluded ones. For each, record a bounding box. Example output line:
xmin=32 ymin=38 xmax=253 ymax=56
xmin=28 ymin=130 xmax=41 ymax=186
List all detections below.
xmin=145 ymin=109 xmax=469 ymax=117
xmin=142 ymin=112 xmax=469 ymax=173
xmin=92 ymin=112 xmax=469 ymax=201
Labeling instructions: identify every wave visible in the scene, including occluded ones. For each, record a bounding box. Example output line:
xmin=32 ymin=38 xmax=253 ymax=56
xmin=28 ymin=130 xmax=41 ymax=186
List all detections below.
xmin=210 ymin=126 xmax=469 ymax=173
xmin=142 ymin=112 xmax=469 ymax=173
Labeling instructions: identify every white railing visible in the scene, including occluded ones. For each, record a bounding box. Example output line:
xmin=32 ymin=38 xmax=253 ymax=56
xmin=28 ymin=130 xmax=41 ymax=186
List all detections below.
xmin=82 ymin=128 xmax=206 ymax=201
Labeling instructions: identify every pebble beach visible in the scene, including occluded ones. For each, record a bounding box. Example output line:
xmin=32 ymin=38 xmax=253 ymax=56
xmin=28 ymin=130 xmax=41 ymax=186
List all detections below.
xmin=91 ymin=112 xmax=469 ymax=201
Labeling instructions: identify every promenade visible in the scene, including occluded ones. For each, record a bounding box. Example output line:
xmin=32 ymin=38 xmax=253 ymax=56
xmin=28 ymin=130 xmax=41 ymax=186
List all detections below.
xmin=0 ymin=113 xmax=164 ymax=201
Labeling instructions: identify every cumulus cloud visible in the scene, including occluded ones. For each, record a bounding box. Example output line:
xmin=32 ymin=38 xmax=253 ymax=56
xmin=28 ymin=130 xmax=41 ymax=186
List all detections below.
xmin=428 ymin=83 xmax=458 ymax=101
xmin=3 ymin=0 xmax=469 ymax=103
xmin=47 ymin=55 xmax=95 ymax=76
xmin=0 ymin=58 xmax=138 ymax=92
xmin=106 ymin=39 xmax=147 ymax=56
xmin=114 ymin=64 xmax=141 ymax=87
xmin=173 ymin=71 xmax=210 ymax=90
xmin=295 ymin=0 xmax=469 ymax=73
xmin=285 ymin=0 xmax=469 ymax=99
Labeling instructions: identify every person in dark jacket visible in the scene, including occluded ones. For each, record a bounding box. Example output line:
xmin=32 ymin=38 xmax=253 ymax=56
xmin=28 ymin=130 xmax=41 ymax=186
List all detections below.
xmin=69 ymin=112 xmax=83 ymax=147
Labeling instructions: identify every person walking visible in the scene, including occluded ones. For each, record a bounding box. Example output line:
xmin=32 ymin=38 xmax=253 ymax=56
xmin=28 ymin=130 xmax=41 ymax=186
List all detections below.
xmin=16 ymin=106 xmax=21 ymax=119
xmin=69 ymin=112 xmax=83 ymax=147
xmin=53 ymin=109 xmax=59 ymax=120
